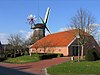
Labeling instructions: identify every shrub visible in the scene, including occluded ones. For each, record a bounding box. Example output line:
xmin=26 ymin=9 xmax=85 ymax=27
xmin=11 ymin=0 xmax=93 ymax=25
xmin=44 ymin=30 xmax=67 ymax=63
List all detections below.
xmin=0 ymin=54 xmax=7 ymax=61
xmin=39 ymin=54 xmax=58 ymax=60
xmin=57 ymin=54 xmax=63 ymax=57
xmin=85 ymin=48 xmax=100 ymax=61
xmin=85 ymin=50 xmax=95 ymax=61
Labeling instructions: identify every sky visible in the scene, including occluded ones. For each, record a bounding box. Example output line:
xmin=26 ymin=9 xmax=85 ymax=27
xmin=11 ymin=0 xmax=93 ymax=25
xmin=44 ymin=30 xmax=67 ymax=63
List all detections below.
xmin=0 ymin=0 xmax=100 ymax=44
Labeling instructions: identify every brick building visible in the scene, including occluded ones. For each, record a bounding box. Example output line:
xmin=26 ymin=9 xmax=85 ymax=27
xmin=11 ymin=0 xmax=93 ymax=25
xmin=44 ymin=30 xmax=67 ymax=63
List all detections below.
xmin=30 ymin=29 xmax=100 ymax=56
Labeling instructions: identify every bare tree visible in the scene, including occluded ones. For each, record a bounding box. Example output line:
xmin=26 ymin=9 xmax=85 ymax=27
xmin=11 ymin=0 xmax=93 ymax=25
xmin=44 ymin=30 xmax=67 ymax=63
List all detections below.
xmin=26 ymin=34 xmax=39 ymax=45
xmin=70 ymin=8 xmax=97 ymax=34
xmin=95 ymin=29 xmax=100 ymax=46
xmin=7 ymin=33 xmax=24 ymax=57
xmin=70 ymin=8 xmax=98 ymax=60
xmin=98 ymin=41 xmax=100 ymax=46
xmin=7 ymin=34 xmax=23 ymax=46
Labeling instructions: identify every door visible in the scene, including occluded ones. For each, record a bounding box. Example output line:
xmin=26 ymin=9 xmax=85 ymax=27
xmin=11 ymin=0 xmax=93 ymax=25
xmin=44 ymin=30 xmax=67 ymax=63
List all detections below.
xmin=72 ymin=46 xmax=78 ymax=56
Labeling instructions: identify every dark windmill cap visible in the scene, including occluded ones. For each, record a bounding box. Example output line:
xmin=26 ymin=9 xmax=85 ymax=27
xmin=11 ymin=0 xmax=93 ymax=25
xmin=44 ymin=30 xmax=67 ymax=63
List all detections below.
xmin=33 ymin=23 xmax=45 ymax=29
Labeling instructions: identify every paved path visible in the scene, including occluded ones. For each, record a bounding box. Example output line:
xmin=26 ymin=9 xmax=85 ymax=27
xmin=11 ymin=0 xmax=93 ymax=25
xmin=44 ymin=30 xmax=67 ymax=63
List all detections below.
xmin=0 ymin=57 xmax=71 ymax=75
xmin=0 ymin=66 xmax=37 ymax=75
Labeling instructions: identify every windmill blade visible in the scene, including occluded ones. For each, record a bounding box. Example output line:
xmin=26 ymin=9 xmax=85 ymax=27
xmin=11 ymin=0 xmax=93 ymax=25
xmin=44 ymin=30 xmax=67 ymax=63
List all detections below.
xmin=44 ymin=7 xmax=50 ymax=24
xmin=46 ymin=26 xmax=51 ymax=34
xmin=39 ymin=16 xmax=45 ymax=24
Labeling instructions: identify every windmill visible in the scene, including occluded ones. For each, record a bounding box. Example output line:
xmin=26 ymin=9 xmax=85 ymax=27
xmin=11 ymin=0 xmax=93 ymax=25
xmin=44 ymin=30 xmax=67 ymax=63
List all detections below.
xmin=27 ymin=7 xmax=51 ymax=41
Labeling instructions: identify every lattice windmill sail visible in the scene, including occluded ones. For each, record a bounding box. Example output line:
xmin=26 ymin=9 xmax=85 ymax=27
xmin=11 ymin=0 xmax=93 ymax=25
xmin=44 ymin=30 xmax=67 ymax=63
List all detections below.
xmin=27 ymin=14 xmax=37 ymax=29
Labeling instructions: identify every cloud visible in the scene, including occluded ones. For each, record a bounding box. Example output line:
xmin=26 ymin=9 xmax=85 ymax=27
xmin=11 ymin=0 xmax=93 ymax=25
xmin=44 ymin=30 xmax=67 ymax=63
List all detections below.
xmin=19 ymin=29 xmax=51 ymax=38
xmin=92 ymin=23 xmax=100 ymax=27
xmin=58 ymin=27 xmax=70 ymax=32
xmin=25 ymin=31 xmax=33 ymax=39
xmin=19 ymin=29 xmax=33 ymax=40
xmin=95 ymin=29 xmax=100 ymax=39
xmin=19 ymin=30 xmax=26 ymax=33
xmin=0 ymin=33 xmax=9 ymax=44
xmin=0 ymin=30 xmax=33 ymax=44
xmin=45 ymin=30 xmax=50 ymax=36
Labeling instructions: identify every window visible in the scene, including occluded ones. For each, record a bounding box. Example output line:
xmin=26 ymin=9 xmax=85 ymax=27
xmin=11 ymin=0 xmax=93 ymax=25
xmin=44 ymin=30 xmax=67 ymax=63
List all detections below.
xmin=59 ymin=49 xmax=61 ymax=52
xmin=48 ymin=50 xmax=51 ymax=52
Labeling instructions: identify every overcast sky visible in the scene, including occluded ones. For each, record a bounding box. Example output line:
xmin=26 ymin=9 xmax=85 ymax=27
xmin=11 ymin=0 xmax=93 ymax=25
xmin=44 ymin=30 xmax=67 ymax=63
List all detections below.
xmin=0 ymin=0 xmax=100 ymax=44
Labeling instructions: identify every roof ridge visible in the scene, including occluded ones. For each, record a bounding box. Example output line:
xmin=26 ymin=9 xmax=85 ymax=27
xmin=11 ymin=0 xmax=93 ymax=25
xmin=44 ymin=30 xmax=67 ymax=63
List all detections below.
xmin=47 ymin=29 xmax=91 ymax=37
xmin=46 ymin=29 xmax=78 ymax=37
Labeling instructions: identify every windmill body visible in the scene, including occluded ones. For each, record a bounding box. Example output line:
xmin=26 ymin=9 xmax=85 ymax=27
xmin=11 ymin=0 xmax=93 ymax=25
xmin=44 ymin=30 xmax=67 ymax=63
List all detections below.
xmin=32 ymin=23 xmax=45 ymax=40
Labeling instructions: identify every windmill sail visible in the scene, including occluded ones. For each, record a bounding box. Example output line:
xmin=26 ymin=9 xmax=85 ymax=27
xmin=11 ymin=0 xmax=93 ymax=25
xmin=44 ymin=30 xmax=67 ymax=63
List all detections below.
xmin=45 ymin=26 xmax=51 ymax=34
xmin=39 ymin=7 xmax=51 ymax=34
xmin=27 ymin=14 xmax=36 ymax=25
xmin=39 ymin=16 xmax=45 ymax=24
xmin=44 ymin=7 xmax=50 ymax=24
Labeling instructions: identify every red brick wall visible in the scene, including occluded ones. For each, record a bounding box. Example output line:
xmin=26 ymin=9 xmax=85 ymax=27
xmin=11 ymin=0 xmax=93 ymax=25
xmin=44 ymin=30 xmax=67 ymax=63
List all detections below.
xmin=30 ymin=47 xmax=69 ymax=56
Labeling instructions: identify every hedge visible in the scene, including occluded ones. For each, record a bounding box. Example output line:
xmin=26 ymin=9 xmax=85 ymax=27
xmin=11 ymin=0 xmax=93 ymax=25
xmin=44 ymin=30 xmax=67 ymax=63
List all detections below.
xmin=39 ymin=54 xmax=63 ymax=60
xmin=85 ymin=48 xmax=100 ymax=61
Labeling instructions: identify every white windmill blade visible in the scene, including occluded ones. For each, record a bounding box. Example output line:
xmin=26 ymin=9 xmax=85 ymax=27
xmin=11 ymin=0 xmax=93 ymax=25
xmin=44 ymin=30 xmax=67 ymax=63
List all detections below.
xmin=39 ymin=16 xmax=45 ymax=24
xmin=29 ymin=14 xmax=33 ymax=18
xmin=27 ymin=14 xmax=33 ymax=20
xmin=44 ymin=7 xmax=50 ymax=24
xmin=33 ymin=15 xmax=37 ymax=21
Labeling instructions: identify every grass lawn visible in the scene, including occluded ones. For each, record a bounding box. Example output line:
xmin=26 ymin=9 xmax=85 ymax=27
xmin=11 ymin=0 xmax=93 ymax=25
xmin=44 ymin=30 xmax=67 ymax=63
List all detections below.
xmin=47 ymin=60 xmax=100 ymax=75
xmin=3 ymin=54 xmax=40 ymax=64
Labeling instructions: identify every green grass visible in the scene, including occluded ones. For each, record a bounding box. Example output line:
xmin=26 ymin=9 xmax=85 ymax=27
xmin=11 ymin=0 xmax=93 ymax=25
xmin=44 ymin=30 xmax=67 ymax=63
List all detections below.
xmin=3 ymin=54 xmax=40 ymax=64
xmin=47 ymin=60 xmax=100 ymax=75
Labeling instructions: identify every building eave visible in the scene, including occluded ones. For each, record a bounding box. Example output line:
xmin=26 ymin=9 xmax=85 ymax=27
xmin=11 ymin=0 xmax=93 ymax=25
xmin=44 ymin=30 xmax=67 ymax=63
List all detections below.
xmin=67 ymin=37 xmax=76 ymax=47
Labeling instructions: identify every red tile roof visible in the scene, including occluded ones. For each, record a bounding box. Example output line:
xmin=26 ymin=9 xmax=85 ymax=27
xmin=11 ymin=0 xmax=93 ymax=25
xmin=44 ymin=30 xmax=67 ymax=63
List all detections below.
xmin=31 ymin=29 xmax=91 ymax=48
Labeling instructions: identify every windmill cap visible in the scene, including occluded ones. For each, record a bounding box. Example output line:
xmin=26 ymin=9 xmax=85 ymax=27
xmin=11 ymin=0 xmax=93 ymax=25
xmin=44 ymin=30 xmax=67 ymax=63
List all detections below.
xmin=33 ymin=23 xmax=45 ymax=29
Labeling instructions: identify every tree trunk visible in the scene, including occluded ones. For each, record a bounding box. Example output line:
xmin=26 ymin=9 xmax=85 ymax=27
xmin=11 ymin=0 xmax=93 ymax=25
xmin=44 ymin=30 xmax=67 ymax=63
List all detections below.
xmin=14 ymin=53 xmax=16 ymax=58
xmin=78 ymin=47 xmax=80 ymax=62
xmin=78 ymin=43 xmax=80 ymax=62
xmin=81 ymin=45 xmax=84 ymax=59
